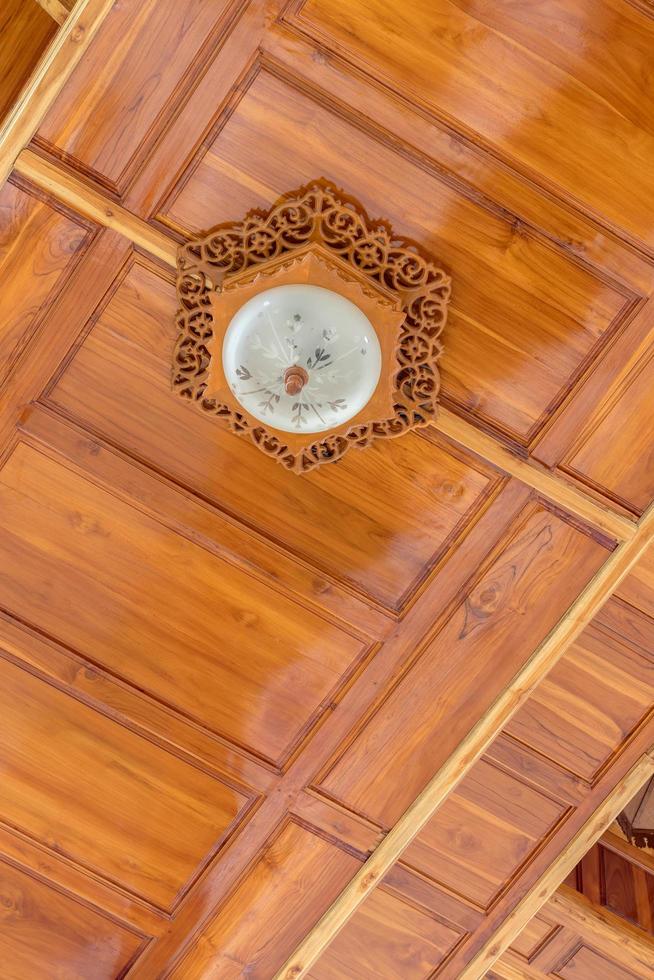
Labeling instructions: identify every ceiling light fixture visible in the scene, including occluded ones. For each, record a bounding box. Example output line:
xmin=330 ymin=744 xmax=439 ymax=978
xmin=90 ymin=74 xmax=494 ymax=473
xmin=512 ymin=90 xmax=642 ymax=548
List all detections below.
xmin=173 ymin=184 xmax=450 ymax=473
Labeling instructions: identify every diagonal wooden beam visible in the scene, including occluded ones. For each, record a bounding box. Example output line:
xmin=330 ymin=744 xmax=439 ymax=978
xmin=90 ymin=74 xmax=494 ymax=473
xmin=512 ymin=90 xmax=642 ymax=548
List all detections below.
xmin=273 ymin=512 xmax=654 ymax=980
xmin=459 ymin=752 xmax=654 ymax=978
xmin=431 ymin=409 xmax=636 ymax=541
xmin=14 ymin=149 xmax=177 ymax=266
xmin=549 ymin=885 xmax=654 ymax=974
xmin=34 ymin=0 xmax=70 ymax=26
xmin=0 ymin=0 xmax=116 ymax=187
xmin=490 ymin=950 xmax=549 ymax=980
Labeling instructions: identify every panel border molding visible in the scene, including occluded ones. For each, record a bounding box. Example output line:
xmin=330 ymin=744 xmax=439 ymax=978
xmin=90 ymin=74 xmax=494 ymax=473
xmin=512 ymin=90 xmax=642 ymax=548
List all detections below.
xmin=273 ymin=506 xmax=654 ymax=979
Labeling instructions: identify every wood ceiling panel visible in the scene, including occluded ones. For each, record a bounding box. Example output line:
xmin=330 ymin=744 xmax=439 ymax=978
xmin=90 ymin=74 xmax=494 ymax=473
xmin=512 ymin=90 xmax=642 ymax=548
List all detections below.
xmin=0 ymin=858 xmax=143 ymax=980
xmin=291 ymin=0 xmax=654 ymax=249
xmin=36 ymin=0 xmax=238 ymax=193
xmin=506 ymin=623 xmax=654 ymax=782
xmin=0 ymin=442 xmax=365 ymax=766
xmin=318 ymin=504 xmax=607 ymax=825
xmin=558 ymin=345 xmax=654 ymax=515
xmin=404 ymin=758 xmax=566 ymax=909
xmin=307 ymin=887 xmax=461 ymax=979
xmin=1 ymin=1 xmax=654 ymax=977
xmin=0 ymin=179 xmax=91 ymax=388
xmin=554 ymin=943 xmax=640 ymax=980
xmin=617 ymin=550 xmax=654 ymax=622
xmin=168 ymin=820 xmax=360 ymax=979
xmin=0 ymin=2 xmax=57 ymax=125
xmin=158 ymin=65 xmax=629 ymax=447
xmin=47 ymin=255 xmax=497 ymax=612
xmin=0 ymin=653 xmax=248 ymax=909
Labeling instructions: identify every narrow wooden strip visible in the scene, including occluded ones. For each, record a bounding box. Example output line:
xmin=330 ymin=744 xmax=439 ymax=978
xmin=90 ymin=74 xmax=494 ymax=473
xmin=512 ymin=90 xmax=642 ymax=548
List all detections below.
xmin=274 ymin=509 xmax=654 ymax=980
xmin=548 ymin=885 xmax=654 ymax=973
xmin=600 ymin=828 xmax=654 ymax=877
xmin=0 ymin=0 xmax=116 ymax=186
xmin=14 ymin=149 xmax=177 ymax=266
xmin=432 ymin=409 xmax=636 ymax=541
xmin=34 ymin=0 xmax=69 ymax=26
xmin=490 ymin=950 xmax=549 ymax=980
xmin=459 ymin=753 xmax=654 ymax=979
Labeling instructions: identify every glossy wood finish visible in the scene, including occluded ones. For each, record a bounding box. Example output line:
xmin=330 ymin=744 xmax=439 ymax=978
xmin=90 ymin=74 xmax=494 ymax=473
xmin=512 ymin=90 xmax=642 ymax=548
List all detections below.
xmin=0 ymin=0 xmax=654 ymax=976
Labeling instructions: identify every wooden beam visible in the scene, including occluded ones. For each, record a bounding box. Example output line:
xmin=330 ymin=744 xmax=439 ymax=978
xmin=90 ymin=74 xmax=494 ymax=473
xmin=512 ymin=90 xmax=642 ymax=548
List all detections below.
xmin=14 ymin=149 xmax=177 ymax=267
xmin=459 ymin=752 xmax=654 ymax=979
xmin=432 ymin=409 xmax=637 ymax=542
xmin=490 ymin=950 xmax=549 ymax=980
xmin=273 ymin=512 xmax=654 ymax=980
xmin=0 ymin=0 xmax=116 ymax=187
xmin=34 ymin=0 xmax=70 ymax=26
xmin=549 ymin=885 xmax=654 ymax=974
xmin=15 ymin=148 xmax=642 ymax=546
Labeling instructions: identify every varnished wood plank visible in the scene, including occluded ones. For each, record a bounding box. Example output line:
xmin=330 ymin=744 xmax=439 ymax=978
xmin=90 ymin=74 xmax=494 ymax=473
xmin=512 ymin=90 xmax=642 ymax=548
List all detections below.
xmin=0 ymin=179 xmax=90 ymax=387
xmin=0 ymin=857 xmax=143 ymax=979
xmin=0 ymin=0 xmax=116 ymax=187
xmin=46 ymin=255 xmax=497 ymax=612
xmin=274 ymin=504 xmax=654 ymax=978
xmin=36 ymin=0 xmax=238 ymax=191
xmin=158 ymin=64 xmax=629 ymax=446
xmin=320 ymin=505 xmax=606 ymax=825
xmin=169 ymin=822 xmax=360 ymax=979
xmin=458 ymin=754 xmax=654 ymax=979
xmin=0 ymin=1 xmax=58 ymax=125
xmin=491 ymin=950 xmax=549 ymax=980
xmin=431 ymin=410 xmax=636 ymax=541
xmin=293 ymin=0 xmax=654 ymax=249
xmin=34 ymin=0 xmax=69 ymax=26
xmin=549 ymin=885 xmax=654 ymax=974
xmin=0 ymin=442 xmax=366 ymax=766
xmin=0 ymin=653 xmax=248 ymax=908
xmin=15 ymin=148 xmax=177 ymax=265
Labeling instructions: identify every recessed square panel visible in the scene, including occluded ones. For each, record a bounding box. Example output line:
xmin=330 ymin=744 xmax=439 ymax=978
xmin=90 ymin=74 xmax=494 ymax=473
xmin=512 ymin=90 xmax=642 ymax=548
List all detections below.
xmin=48 ymin=258 xmax=496 ymax=611
xmin=159 ymin=66 xmax=627 ymax=445
xmin=0 ymin=443 xmax=366 ymax=765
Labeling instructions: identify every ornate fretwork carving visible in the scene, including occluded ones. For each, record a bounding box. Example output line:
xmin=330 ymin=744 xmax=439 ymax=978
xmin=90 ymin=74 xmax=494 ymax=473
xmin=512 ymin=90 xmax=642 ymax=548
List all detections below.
xmin=173 ymin=183 xmax=451 ymax=473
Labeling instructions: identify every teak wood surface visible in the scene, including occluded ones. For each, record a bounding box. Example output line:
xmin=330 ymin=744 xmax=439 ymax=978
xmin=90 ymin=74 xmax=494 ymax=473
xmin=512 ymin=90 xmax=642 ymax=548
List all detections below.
xmin=1 ymin=1 xmax=654 ymax=977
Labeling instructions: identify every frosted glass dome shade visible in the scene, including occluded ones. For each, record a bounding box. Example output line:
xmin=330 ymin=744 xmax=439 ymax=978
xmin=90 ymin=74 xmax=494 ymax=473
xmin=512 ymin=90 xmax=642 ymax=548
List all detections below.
xmin=222 ymin=284 xmax=382 ymax=434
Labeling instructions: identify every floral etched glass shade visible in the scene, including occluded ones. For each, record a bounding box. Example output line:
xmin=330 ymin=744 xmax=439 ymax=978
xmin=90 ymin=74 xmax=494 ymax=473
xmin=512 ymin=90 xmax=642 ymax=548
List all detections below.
xmin=222 ymin=284 xmax=382 ymax=433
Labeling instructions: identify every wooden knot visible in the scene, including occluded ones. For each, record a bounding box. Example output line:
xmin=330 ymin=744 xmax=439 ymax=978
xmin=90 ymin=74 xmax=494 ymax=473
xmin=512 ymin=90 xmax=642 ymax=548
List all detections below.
xmin=284 ymin=366 xmax=309 ymax=396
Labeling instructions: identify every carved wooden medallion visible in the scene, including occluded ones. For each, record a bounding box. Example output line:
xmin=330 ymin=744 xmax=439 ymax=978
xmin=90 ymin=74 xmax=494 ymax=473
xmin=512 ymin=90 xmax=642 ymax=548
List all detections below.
xmin=173 ymin=184 xmax=451 ymax=473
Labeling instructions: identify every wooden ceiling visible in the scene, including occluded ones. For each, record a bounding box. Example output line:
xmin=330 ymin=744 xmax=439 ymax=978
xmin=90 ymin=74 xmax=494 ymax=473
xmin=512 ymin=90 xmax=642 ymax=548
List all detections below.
xmin=1 ymin=0 xmax=654 ymax=977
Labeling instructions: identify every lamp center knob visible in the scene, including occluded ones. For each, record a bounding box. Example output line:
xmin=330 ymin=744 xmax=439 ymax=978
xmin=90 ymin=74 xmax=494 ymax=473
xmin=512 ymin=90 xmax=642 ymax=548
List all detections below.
xmin=284 ymin=366 xmax=309 ymax=396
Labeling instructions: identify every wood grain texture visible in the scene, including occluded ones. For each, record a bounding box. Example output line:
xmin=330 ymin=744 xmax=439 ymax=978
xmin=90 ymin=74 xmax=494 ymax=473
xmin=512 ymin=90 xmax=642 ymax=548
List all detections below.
xmin=0 ymin=179 xmax=89 ymax=386
xmin=34 ymin=0 xmax=69 ymax=26
xmin=307 ymin=887 xmax=461 ymax=979
xmin=459 ymin=753 xmax=654 ymax=979
xmin=292 ymin=0 xmax=654 ymax=250
xmin=169 ymin=821 xmax=360 ymax=979
xmin=1 ymin=0 xmax=654 ymax=975
xmin=15 ymin=148 xmax=176 ymax=265
xmin=0 ymin=858 xmax=143 ymax=979
xmin=0 ymin=0 xmax=116 ymax=187
xmin=319 ymin=505 xmax=607 ymax=825
xmin=47 ymin=256 xmax=497 ymax=610
xmin=0 ymin=442 xmax=366 ymax=766
xmin=506 ymin=623 xmax=654 ymax=781
xmin=0 ymin=653 xmax=248 ymax=908
xmin=0 ymin=1 xmax=57 ymax=124
xmin=36 ymin=0 xmax=238 ymax=191
xmin=160 ymin=64 xmax=629 ymax=448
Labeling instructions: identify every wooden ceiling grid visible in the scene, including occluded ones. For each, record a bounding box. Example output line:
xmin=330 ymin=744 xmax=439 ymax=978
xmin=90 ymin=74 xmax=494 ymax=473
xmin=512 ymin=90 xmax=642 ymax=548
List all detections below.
xmin=1 ymin=0 xmax=654 ymax=977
